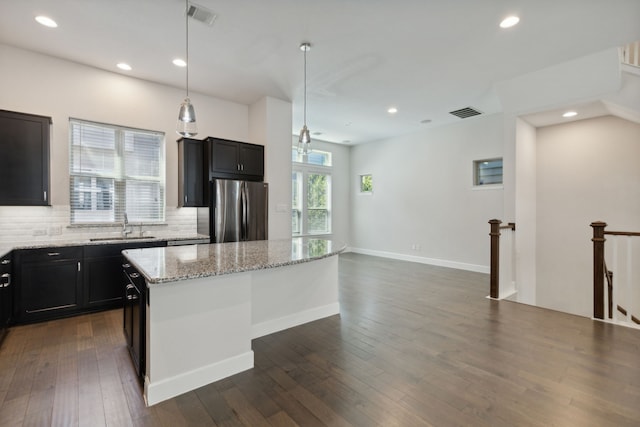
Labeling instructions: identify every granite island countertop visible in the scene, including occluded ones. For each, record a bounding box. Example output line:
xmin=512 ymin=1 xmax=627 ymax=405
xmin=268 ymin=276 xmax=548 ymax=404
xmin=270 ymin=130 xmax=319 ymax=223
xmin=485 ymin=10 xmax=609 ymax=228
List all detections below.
xmin=122 ymin=237 xmax=346 ymax=285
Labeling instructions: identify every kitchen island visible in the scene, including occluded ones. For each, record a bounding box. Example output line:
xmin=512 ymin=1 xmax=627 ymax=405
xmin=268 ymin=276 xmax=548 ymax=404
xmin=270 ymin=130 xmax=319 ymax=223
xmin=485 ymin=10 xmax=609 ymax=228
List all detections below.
xmin=122 ymin=237 xmax=345 ymax=406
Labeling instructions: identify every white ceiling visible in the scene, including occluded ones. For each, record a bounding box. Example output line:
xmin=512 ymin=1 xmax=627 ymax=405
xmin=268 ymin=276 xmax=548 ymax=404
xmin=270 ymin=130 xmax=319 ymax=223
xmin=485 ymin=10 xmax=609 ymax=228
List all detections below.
xmin=1 ymin=0 xmax=640 ymax=144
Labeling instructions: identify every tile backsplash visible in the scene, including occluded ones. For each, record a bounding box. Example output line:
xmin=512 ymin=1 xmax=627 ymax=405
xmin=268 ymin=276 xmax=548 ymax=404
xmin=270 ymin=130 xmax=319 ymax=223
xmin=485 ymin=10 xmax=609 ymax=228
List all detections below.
xmin=0 ymin=205 xmax=198 ymax=244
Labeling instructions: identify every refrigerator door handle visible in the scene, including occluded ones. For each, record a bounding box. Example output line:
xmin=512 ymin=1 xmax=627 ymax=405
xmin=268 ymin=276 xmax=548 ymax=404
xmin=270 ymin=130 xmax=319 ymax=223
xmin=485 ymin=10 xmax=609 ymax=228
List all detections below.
xmin=241 ymin=182 xmax=248 ymax=241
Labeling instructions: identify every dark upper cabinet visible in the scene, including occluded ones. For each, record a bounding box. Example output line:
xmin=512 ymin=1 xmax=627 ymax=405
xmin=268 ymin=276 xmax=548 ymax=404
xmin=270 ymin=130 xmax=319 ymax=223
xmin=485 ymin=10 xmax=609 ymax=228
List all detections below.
xmin=206 ymin=137 xmax=264 ymax=182
xmin=14 ymin=246 xmax=83 ymax=324
xmin=178 ymin=137 xmax=206 ymax=207
xmin=0 ymin=110 xmax=51 ymax=206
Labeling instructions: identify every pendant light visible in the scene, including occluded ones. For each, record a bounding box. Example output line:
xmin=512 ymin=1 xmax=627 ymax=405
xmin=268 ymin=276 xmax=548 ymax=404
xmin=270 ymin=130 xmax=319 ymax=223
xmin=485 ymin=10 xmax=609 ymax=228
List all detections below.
xmin=297 ymin=42 xmax=311 ymax=154
xmin=177 ymin=0 xmax=197 ymax=137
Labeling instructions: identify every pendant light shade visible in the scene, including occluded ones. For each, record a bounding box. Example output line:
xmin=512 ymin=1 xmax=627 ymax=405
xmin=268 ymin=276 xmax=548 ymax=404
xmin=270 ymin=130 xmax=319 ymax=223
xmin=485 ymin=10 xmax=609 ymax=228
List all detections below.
xmin=297 ymin=42 xmax=311 ymax=154
xmin=177 ymin=97 xmax=197 ymax=137
xmin=177 ymin=0 xmax=197 ymax=137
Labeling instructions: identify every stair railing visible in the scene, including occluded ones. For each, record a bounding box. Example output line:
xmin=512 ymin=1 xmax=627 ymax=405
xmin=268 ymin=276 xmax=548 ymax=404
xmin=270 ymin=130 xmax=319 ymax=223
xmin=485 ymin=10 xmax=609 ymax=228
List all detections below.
xmin=622 ymin=41 xmax=639 ymax=67
xmin=489 ymin=219 xmax=516 ymax=299
xmin=591 ymin=221 xmax=640 ymax=324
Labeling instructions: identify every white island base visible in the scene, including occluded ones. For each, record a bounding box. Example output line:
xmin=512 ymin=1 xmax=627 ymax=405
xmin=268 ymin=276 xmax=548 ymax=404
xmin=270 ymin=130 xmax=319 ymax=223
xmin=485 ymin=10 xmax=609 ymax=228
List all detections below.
xmin=144 ymin=255 xmax=339 ymax=406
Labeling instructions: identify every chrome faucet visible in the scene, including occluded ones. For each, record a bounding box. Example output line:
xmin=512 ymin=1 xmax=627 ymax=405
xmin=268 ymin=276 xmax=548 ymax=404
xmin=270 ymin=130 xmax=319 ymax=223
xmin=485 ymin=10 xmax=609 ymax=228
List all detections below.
xmin=122 ymin=213 xmax=132 ymax=238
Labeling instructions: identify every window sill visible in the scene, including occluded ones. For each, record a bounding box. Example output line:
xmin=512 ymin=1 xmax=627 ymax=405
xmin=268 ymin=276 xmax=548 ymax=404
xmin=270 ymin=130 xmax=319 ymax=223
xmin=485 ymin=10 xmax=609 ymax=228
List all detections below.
xmin=472 ymin=184 xmax=503 ymax=191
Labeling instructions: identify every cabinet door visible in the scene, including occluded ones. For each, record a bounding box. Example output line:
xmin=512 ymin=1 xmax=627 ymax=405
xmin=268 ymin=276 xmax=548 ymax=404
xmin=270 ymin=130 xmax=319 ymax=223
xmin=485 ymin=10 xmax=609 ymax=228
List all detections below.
xmin=84 ymin=240 xmax=165 ymax=310
xmin=84 ymin=255 xmax=123 ymax=308
xmin=239 ymin=143 xmax=264 ymax=178
xmin=209 ymin=139 xmax=240 ymax=176
xmin=0 ymin=110 xmax=50 ymax=206
xmin=19 ymin=258 xmax=82 ymax=323
xmin=0 ymin=255 xmax=11 ymax=343
xmin=178 ymin=138 xmax=205 ymax=207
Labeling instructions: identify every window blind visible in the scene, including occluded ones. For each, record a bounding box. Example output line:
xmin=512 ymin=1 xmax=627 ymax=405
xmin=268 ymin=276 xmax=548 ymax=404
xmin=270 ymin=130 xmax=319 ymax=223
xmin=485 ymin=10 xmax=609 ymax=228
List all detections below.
xmin=69 ymin=119 xmax=165 ymax=224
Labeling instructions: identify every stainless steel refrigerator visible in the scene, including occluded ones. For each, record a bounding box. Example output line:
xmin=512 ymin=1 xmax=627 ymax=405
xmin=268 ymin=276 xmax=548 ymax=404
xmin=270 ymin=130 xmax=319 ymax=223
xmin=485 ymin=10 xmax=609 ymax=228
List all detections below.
xmin=197 ymin=179 xmax=268 ymax=243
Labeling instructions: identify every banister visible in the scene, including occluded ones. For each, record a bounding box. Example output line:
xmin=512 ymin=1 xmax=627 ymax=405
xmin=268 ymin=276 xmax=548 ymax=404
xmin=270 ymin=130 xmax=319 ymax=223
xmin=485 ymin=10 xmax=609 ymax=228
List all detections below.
xmin=591 ymin=221 xmax=640 ymax=321
xmin=591 ymin=222 xmax=606 ymax=319
xmin=604 ymin=231 xmax=640 ymax=237
xmin=489 ymin=219 xmax=515 ymax=299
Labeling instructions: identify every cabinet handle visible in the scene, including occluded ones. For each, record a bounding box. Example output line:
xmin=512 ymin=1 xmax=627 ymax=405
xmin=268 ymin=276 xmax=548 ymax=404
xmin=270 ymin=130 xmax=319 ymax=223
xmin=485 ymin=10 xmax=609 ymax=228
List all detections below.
xmin=77 ymin=261 xmax=81 ymax=272
xmin=1 ymin=259 xmax=10 ymax=265
xmin=185 ymin=195 xmax=188 ymax=204
xmin=47 ymin=252 xmax=60 ymax=256
xmin=130 ymin=272 xmax=140 ymax=279
xmin=237 ymin=164 xmax=241 ymax=171
xmin=1 ymin=273 xmax=10 ymax=288
xmin=122 ymin=263 xmax=131 ymax=268
xmin=44 ymin=190 xmax=47 ymax=201
xmin=126 ymin=284 xmax=135 ymax=291
xmin=127 ymin=294 xmax=139 ymax=301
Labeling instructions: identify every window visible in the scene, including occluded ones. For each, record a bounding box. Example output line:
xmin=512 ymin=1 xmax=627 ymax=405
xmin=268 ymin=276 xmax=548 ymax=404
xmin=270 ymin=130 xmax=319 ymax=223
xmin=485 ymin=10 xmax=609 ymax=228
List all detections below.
xmin=474 ymin=158 xmax=503 ymax=186
xmin=292 ymin=147 xmax=332 ymax=235
xmin=69 ymin=119 xmax=165 ymax=224
xmin=360 ymin=174 xmax=373 ymax=193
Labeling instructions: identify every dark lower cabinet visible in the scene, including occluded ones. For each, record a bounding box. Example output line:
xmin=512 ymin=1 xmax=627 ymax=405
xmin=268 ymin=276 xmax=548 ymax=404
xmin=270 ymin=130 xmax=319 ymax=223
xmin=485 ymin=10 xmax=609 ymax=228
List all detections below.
xmin=84 ymin=240 xmax=165 ymax=311
xmin=12 ymin=240 xmax=167 ymax=325
xmin=14 ymin=247 xmax=83 ymax=324
xmin=0 ymin=254 xmax=12 ymax=344
xmin=123 ymin=263 xmax=145 ymax=379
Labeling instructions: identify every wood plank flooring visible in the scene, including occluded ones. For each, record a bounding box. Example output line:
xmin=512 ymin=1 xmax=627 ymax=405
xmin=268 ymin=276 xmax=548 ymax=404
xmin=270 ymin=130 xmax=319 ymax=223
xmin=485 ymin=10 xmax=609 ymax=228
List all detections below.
xmin=1 ymin=252 xmax=639 ymax=426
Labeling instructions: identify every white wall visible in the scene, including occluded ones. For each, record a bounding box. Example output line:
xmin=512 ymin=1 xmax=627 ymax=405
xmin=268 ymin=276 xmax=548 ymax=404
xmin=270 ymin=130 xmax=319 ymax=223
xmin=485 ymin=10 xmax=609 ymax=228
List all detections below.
xmin=250 ymin=97 xmax=293 ymax=240
xmin=536 ymin=115 xmax=640 ymax=316
xmin=349 ymin=113 xmax=504 ymax=272
xmin=514 ymin=118 xmax=537 ymax=305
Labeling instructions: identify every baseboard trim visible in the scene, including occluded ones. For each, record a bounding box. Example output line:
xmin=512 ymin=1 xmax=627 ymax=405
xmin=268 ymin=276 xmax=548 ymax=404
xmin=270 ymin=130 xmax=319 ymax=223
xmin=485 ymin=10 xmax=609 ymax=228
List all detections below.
xmin=251 ymin=302 xmax=340 ymax=339
xmin=144 ymin=351 xmax=254 ymax=406
xmin=347 ymin=247 xmax=489 ymax=274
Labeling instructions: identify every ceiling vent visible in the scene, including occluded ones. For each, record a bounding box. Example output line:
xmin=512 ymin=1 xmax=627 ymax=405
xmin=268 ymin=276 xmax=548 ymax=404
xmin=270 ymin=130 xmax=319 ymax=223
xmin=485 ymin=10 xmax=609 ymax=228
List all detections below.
xmin=187 ymin=2 xmax=217 ymax=26
xmin=449 ymin=107 xmax=482 ymax=119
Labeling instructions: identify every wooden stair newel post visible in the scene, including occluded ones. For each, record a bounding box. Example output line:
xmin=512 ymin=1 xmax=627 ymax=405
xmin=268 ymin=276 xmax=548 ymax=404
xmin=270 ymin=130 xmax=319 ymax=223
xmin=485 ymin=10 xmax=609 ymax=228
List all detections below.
xmin=591 ymin=221 xmax=607 ymax=320
xmin=489 ymin=219 xmax=502 ymax=299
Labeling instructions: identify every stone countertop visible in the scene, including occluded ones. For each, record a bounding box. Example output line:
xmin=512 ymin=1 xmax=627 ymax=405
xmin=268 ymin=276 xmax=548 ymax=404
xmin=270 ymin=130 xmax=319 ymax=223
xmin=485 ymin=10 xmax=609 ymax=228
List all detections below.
xmin=122 ymin=237 xmax=346 ymax=285
xmin=0 ymin=234 xmax=209 ymax=259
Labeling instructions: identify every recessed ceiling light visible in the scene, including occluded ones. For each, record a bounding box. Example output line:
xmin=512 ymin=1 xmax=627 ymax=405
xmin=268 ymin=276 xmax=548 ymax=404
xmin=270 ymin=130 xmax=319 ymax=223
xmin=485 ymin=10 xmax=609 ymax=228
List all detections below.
xmin=342 ymin=140 xmax=351 ymax=144
xmin=500 ymin=15 xmax=520 ymax=28
xmin=387 ymin=107 xmax=398 ymax=114
xmin=312 ymin=132 xmax=323 ymax=136
xmin=563 ymin=111 xmax=578 ymax=118
xmin=173 ymin=58 xmax=187 ymax=67
xmin=117 ymin=63 xmax=132 ymax=71
xmin=35 ymin=15 xmax=58 ymax=28
xmin=420 ymin=119 xmax=432 ymax=124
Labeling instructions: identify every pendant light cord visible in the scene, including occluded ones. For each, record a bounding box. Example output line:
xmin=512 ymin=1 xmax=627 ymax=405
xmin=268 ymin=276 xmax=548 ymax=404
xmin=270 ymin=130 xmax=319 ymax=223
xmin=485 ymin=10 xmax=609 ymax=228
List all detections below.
xmin=303 ymin=46 xmax=307 ymax=127
xmin=185 ymin=0 xmax=189 ymax=98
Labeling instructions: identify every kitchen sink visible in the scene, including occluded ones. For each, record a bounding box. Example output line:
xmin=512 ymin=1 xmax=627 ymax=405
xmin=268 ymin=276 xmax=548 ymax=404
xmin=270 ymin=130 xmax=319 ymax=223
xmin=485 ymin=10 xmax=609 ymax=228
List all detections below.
xmin=89 ymin=236 xmax=155 ymax=242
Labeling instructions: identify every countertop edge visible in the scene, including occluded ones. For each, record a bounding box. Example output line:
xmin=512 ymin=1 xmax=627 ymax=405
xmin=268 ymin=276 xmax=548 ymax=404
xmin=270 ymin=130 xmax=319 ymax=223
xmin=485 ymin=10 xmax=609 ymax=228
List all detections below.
xmin=123 ymin=239 xmax=347 ymax=285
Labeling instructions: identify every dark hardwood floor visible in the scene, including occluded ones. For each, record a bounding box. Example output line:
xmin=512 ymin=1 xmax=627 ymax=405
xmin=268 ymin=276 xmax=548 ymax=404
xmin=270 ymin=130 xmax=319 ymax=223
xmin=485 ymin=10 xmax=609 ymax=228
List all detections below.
xmin=1 ymin=252 xmax=639 ymax=426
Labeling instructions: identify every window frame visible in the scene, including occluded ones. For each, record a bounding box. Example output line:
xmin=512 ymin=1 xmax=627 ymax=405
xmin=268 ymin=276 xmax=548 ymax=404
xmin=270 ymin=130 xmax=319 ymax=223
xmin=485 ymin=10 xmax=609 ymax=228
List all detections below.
xmin=292 ymin=147 xmax=332 ymax=236
xmin=359 ymin=174 xmax=373 ymax=194
xmin=69 ymin=118 xmax=166 ymax=225
xmin=473 ymin=158 xmax=503 ymax=188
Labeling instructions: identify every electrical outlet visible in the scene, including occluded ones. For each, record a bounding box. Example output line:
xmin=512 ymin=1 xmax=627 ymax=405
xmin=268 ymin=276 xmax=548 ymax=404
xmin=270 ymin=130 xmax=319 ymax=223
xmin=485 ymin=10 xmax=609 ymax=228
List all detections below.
xmin=49 ymin=226 xmax=62 ymax=235
xmin=33 ymin=229 xmax=47 ymax=236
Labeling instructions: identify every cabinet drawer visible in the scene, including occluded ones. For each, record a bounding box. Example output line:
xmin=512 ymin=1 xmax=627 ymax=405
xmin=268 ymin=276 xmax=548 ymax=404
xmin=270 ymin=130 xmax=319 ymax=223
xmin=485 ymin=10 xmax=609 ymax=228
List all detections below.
xmin=17 ymin=246 xmax=83 ymax=263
